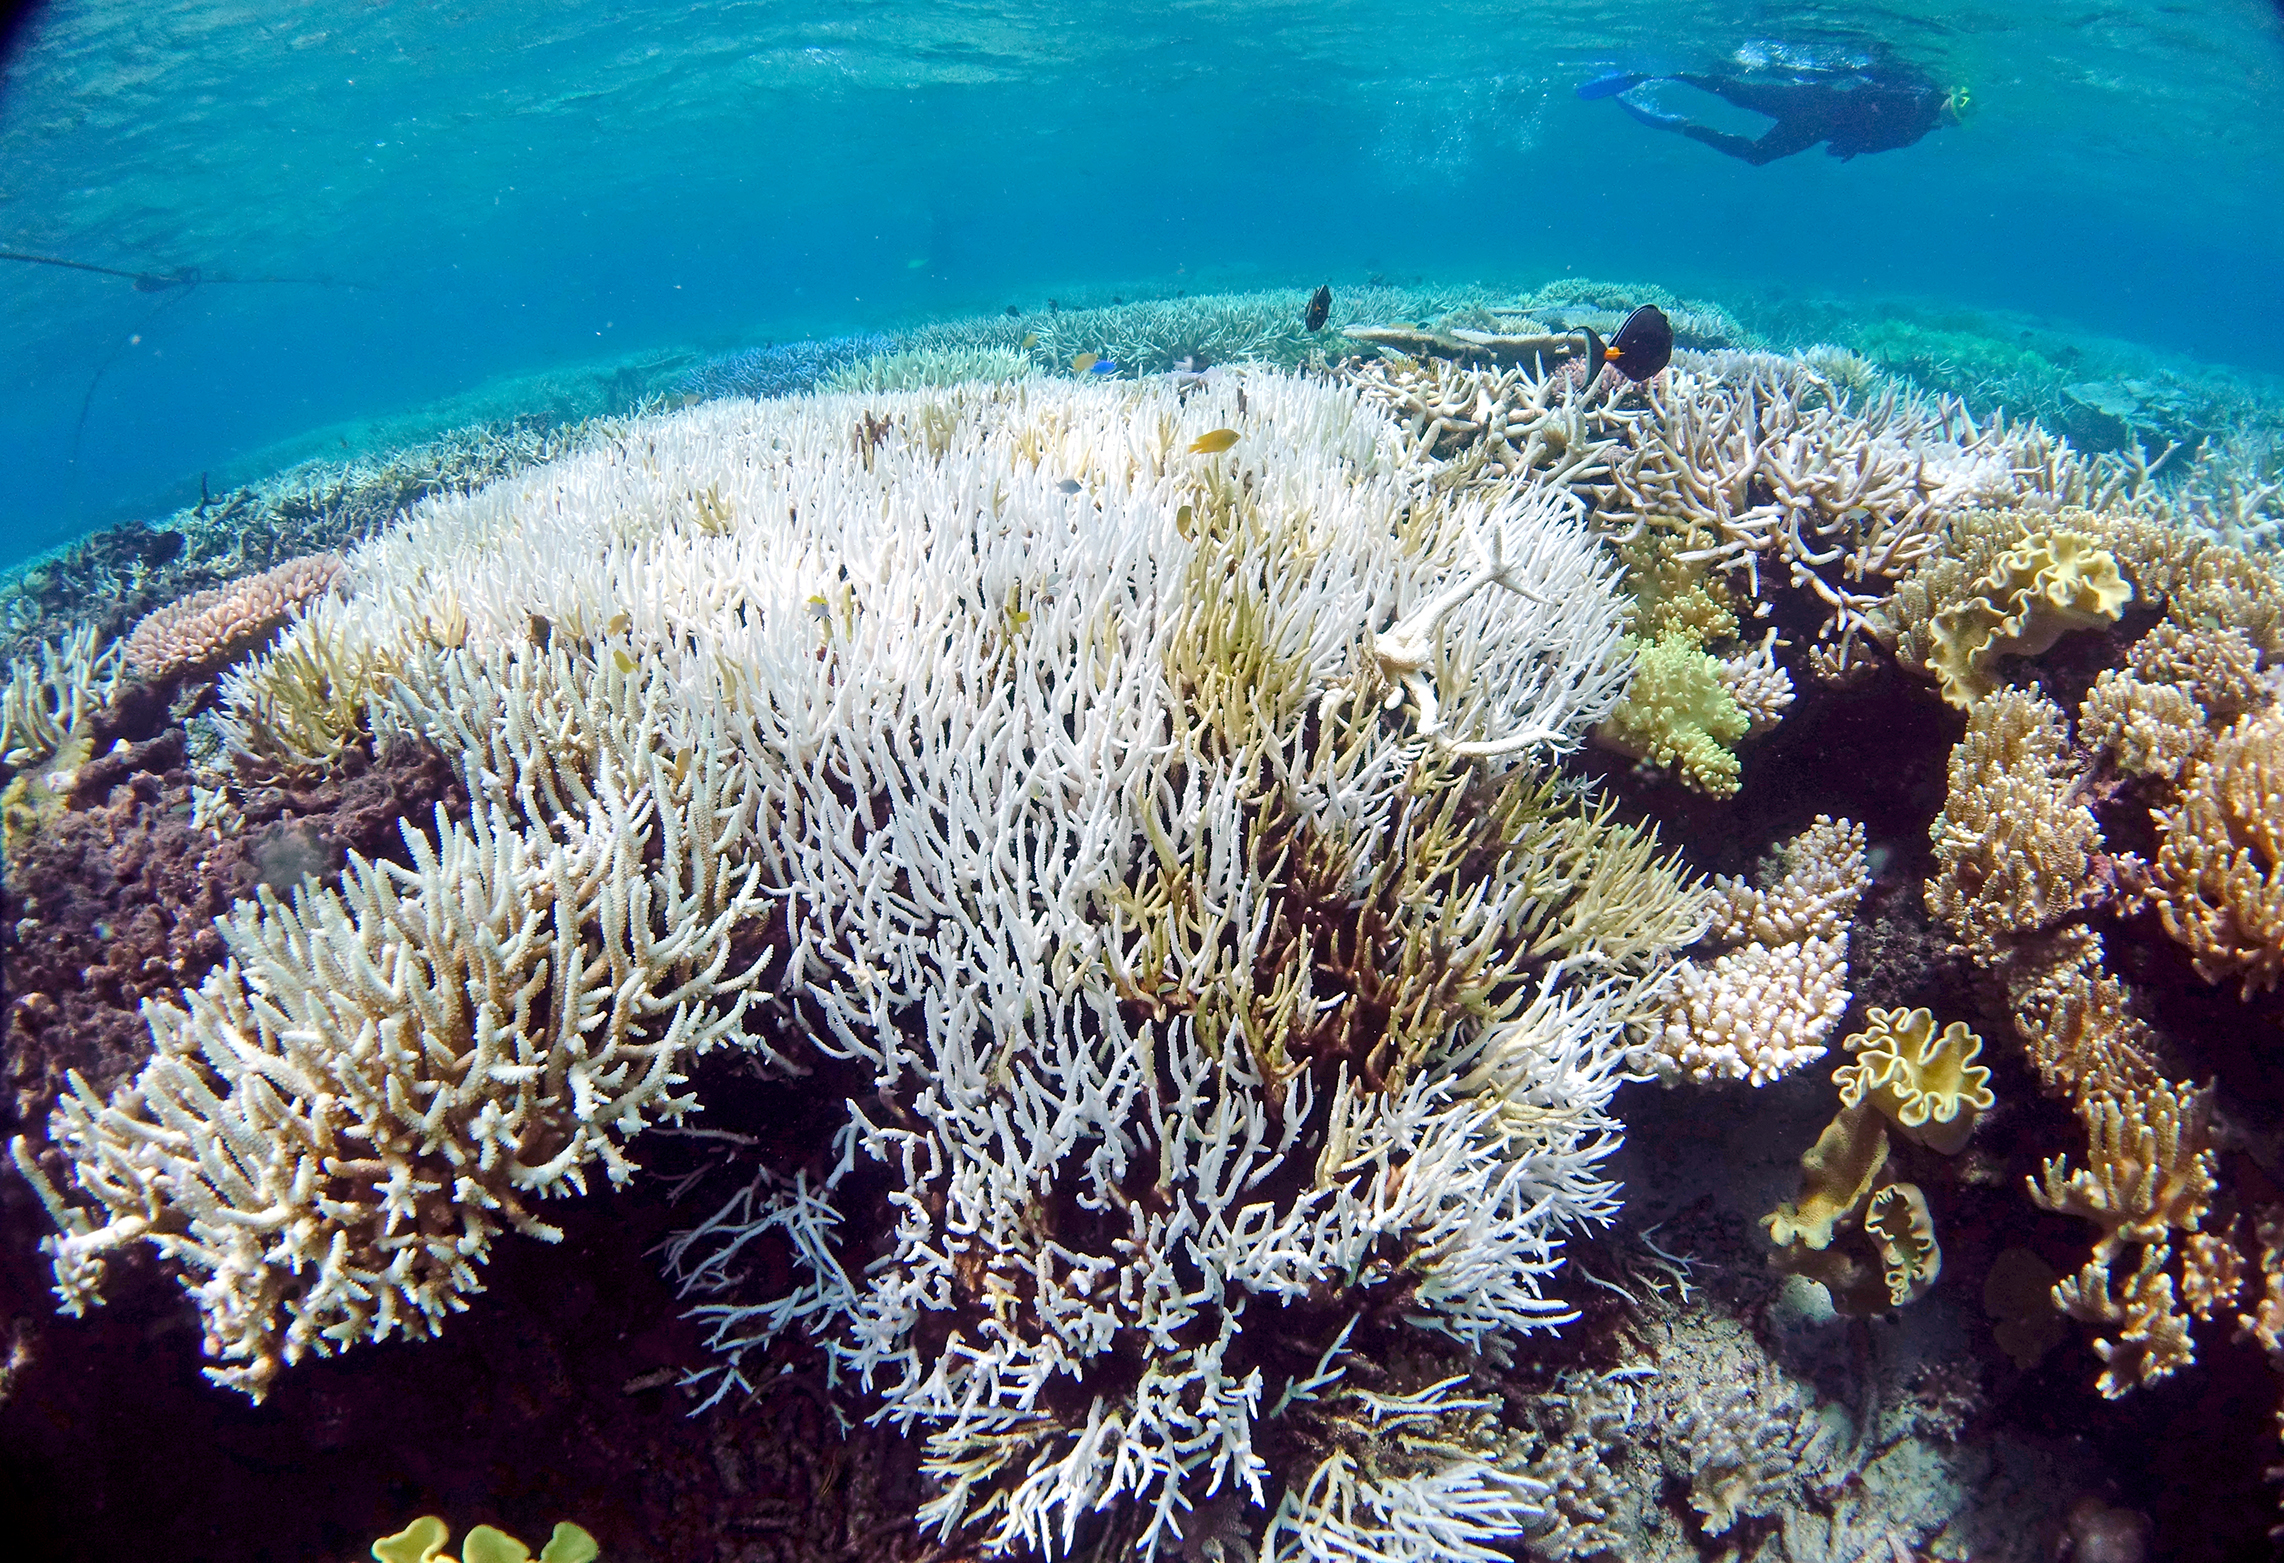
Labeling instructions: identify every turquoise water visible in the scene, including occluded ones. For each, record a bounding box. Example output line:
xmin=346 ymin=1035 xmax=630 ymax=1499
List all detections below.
xmin=2 ymin=0 xmax=2280 ymax=564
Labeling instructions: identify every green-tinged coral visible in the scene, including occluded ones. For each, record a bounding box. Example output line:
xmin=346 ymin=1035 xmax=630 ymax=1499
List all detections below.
xmin=1834 ymin=1006 xmax=1995 ymax=1155
xmin=1596 ymin=631 xmax=1751 ymax=795
xmin=371 ymin=1516 xmax=598 ymax=1563
xmin=1926 ymin=531 xmax=2132 ymax=708
xmin=1615 ymin=523 xmax=1741 ymax=648
xmin=217 ymin=624 xmax=397 ymax=781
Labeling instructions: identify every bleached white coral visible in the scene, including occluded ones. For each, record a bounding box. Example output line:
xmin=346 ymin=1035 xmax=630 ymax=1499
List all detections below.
xmin=26 ymin=369 xmax=1692 ymax=1557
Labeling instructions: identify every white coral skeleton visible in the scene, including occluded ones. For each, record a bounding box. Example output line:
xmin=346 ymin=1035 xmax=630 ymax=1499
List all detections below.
xmin=18 ymin=369 xmax=1700 ymax=1560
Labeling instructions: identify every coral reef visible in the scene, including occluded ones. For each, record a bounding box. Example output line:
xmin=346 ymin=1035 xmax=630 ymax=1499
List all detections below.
xmin=1764 ymin=1006 xmax=1991 ymax=1320
xmin=675 ymin=334 xmax=892 ymax=401
xmin=2 ymin=415 xmax=617 ymax=666
xmin=1597 ymin=631 xmax=1754 ymax=795
xmin=19 ymin=369 xmax=1702 ymax=1561
xmin=821 ymin=344 xmax=1035 ymax=393
xmin=1918 ymin=530 xmax=2132 ymax=709
xmin=932 ymin=285 xmax=1469 ymax=376
xmin=2132 ymin=708 xmax=2284 ymax=995
xmin=17 ymin=695 xmax=777 ymax=1397
xmin=0 ymin=623 xmax=121 ymax=767
xmin=1926 ymin=689 xmax=2103 ymax=967
xmin=14 ymin=286 xmax=2284 ymax=1559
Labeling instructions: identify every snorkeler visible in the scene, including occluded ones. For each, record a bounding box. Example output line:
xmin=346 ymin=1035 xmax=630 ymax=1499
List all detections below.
xmin=1579 ymin=42 xmax=1969 ymax=165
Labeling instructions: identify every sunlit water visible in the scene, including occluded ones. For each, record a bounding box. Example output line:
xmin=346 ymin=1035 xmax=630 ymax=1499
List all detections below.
xmin=1 ymin=0 xmax=2279 ymax=565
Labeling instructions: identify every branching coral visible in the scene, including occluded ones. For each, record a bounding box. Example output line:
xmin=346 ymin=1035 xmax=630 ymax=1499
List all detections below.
xmin=17 ymin=370 xmax=1703 ymax=1559
xmin=0 ymin=623 xmax=121 ymax=768
xmin=1003 ymin=286 xmax=1458 ymax=377
xmin=2028 ymin=1076 xmax=2222 ymax=1397
xmin=1345 ymin=357 xmax=1616 ymax=487
xmin=1716 ymin=628 xmax=1796 ymax=736
xmin=122 ymin=553 xmax=343 ymax=682
xmin=2081 ymin=671 xmax=2213 ymax=783
xmin=1654 ymin=816 xmax=1867 ymax=1086
xmin=1926 ymin=688 xmax=2102 ymax=965
xmin=1582 ymin=357 xmax=2010 ymax=679
xmin=1665 ymin=1365 xmax=1830 ymax=1535
xmin=11 ymin=684 xmax=779 ymax=1397
xmin=677 ymin=334 xmax=892 ymax=401
xmin=823 ymin=345 xmax=1037 ymax=393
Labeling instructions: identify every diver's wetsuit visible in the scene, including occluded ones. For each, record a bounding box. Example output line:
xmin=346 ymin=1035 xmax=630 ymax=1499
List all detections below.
xmin=1603 ymin=54 xmax=1947 ymax=165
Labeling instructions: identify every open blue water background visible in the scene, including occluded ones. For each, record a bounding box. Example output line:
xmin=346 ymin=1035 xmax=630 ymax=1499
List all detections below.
xmin=0 ymin=0 xmax=2278 ymax=568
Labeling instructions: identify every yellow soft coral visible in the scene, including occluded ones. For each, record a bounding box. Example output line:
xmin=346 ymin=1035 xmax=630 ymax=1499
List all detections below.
xmin=1926 ymin=531 xmax=2132 ymax=708
xmin=1765 ymin=1103 xmax=1889 ymax=1252
xmin=1865 ymin=1182 xmax=1942 ymax=1306
xmin=1834 ymin=1006 xmax=1994 ymax=1154
xmin=1597 ymin=631 xmax=1751 ymax=795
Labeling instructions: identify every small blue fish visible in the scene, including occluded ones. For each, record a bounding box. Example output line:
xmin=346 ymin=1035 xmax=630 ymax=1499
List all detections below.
xmin=1088 ymin=358 xmax=1119 ymax=375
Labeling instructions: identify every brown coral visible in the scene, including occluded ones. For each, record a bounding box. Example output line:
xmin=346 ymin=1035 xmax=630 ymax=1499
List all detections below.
xmin=2080 ymin=672 xmax=2211 ymax=782
xmin=122 ymin=553 xmax=342 ymax=682
xmin=1926 ymin=688 xmax=2103 ymax=965
xmin=2135 ymin=709 xmax=2284 ymax=996
xmin=2031 ymin=1079 xmax=2221 ymax=1397
xmin=2005 ymin=928 xmax=2160 ymax=1102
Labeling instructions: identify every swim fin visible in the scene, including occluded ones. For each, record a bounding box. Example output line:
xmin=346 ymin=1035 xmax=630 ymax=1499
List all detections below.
xmin=1576 ymin=71 xmax=1648 ymax=101
xmin=1618 ymin=95 xmax=1690 ymax=130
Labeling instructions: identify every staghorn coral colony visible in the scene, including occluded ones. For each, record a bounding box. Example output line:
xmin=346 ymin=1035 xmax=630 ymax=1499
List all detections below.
xmin=5 ymin=282 xmax=2284 ymax=1563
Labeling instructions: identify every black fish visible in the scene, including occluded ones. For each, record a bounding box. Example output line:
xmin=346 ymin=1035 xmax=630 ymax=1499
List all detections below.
xmin=1303 ymin=283 xmax=1331 ymax=333
xmin=1582 ymin=304 xmax=1674 ymax=382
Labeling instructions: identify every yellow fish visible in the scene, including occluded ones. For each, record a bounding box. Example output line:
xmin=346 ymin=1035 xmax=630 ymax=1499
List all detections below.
xmin=1175 ymin=503 xmax=1195 ymax=539
xmin=1071 ymin=352 xmax=1099 ymax=373
xmin=606 ymin=610 xmax=631 ymax=636
xmin=1021 ymin=332 xmax=1039 ymax=350
xmin=1188 ymin=429 xmax=1240 ymax=454
xmin=613 ymin=648 xmax=637 ymax=674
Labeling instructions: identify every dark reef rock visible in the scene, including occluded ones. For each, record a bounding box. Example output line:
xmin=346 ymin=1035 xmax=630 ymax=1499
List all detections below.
xmin=0 ymin=1125 xmax=934 ymax=1563
xmin=2 ymin=735 xmax=466 ymax=1138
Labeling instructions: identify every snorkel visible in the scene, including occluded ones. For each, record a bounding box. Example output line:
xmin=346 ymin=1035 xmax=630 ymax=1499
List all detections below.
xmin=1940 ymin=83 xmax=1973 ymax=125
